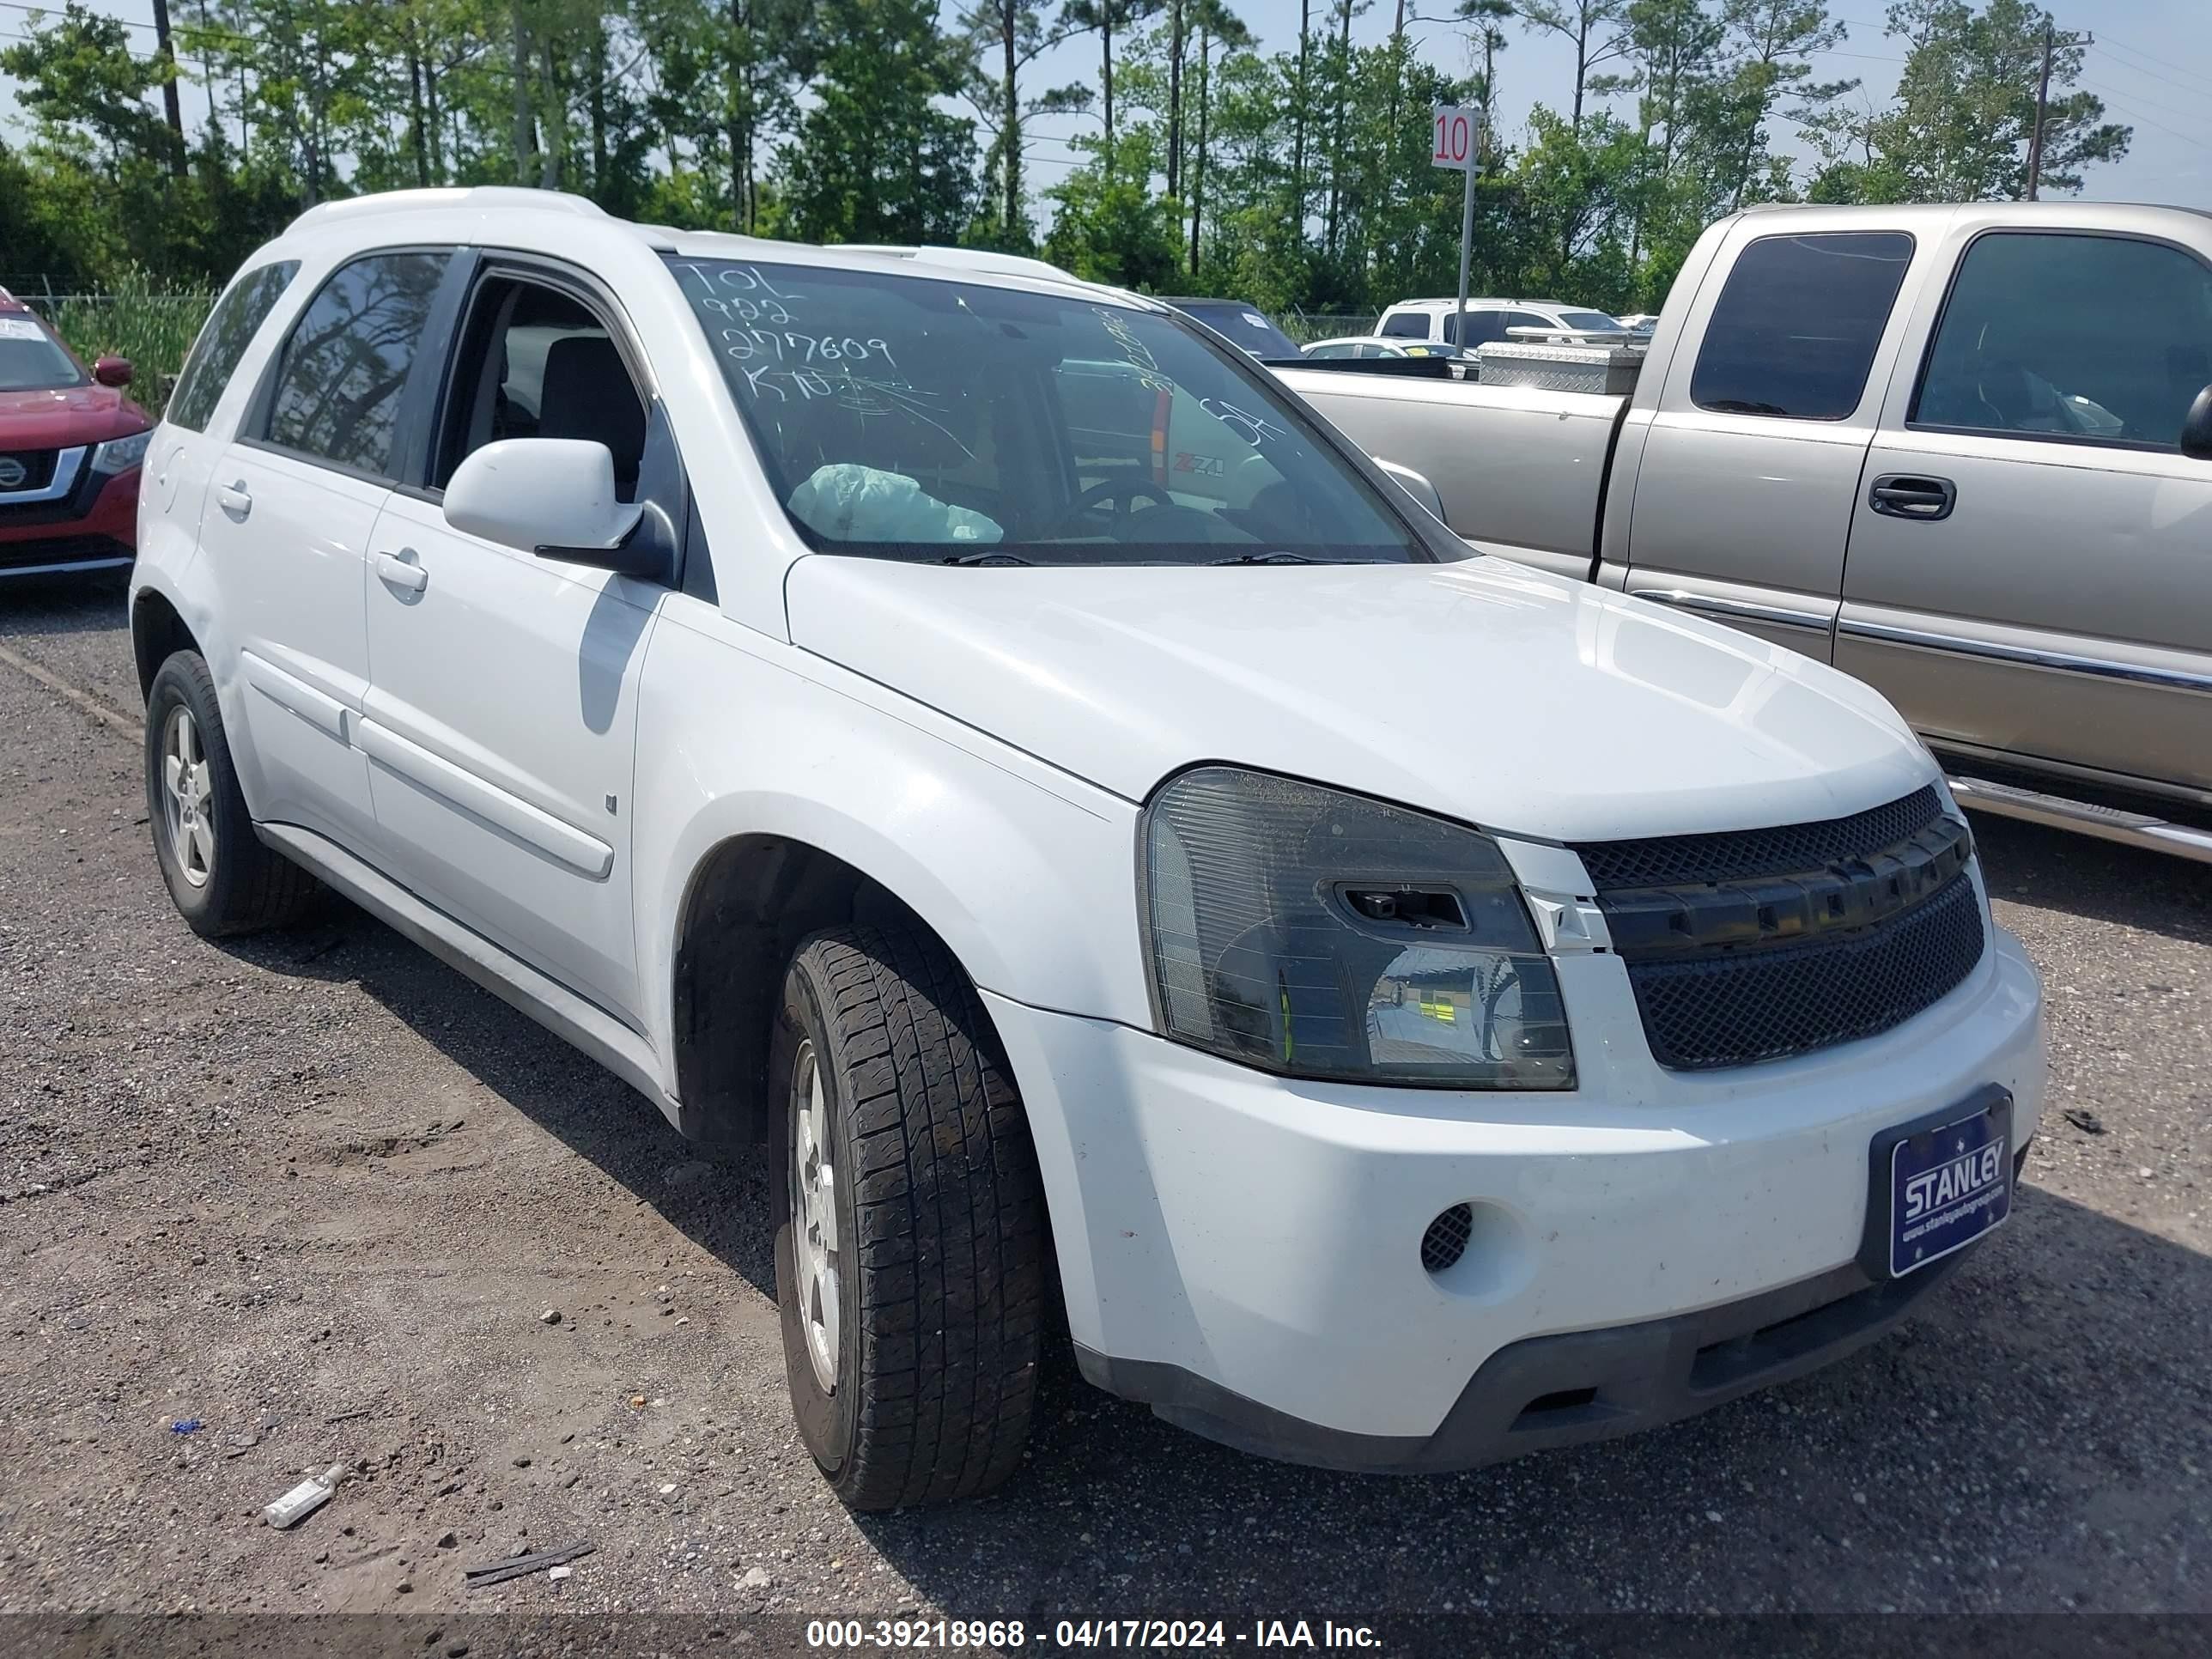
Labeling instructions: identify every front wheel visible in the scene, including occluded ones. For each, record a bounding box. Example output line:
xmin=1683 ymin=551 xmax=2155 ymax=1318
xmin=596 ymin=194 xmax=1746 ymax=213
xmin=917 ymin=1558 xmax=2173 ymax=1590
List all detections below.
xmin=770 ymin=923 xmax=1048 ymax=1510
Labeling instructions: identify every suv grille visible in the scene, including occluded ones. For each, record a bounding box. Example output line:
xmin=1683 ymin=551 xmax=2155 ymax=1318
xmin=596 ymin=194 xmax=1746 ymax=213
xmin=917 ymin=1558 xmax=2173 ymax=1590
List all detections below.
xmin=1575 ymin=785 xmax=1944 ymax=890
xmin=1577 ymin=786 xmax=1985 ymax=1071
xmin=0 ymin=449 xmax=59 ymax=492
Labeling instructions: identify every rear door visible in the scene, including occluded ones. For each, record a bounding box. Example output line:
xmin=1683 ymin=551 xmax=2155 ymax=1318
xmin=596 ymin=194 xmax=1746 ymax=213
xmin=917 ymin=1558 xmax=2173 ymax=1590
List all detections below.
xmin=1618 ymin=220 xmax=1933 ymax=656
xmin=145 ymin=260 xmax=300 ymax=582
xmin=196 ymin=248 xmax=456 ymax=854
xmin=1836 ymin=216 xmax=2212 ymax=794
xmin=358 ymin=258 xmax=672 ymax=1027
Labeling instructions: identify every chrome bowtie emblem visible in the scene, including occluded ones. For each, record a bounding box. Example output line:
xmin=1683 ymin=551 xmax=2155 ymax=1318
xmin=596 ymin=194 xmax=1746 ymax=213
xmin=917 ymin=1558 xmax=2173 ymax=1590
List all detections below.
xmin=0 ymin=458 xmax=27 ymax=489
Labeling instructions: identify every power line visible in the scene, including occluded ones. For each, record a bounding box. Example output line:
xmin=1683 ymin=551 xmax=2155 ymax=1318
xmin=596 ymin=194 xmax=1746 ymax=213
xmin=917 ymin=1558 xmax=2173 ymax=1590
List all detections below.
xmin=2088 ymin=40 xmax=2212 ymax=103
xmin=2093 ymin=33 xmax=2212 ymax=95
xmin=2076 ymin=75 xmax=2212 ymax=137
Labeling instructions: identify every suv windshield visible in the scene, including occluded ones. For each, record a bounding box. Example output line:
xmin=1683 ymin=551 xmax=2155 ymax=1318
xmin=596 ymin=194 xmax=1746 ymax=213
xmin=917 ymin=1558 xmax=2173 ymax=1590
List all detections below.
xmin=668 ymin=257 xmax=1435 ymax=566
xmin=0 ymin=313 xmax=86 ymax=392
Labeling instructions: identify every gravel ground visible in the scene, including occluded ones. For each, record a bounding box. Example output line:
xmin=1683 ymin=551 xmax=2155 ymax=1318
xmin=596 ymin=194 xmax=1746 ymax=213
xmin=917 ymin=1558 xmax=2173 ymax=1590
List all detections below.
xmin=1 ymin=579 xmax=2207 ymax=1635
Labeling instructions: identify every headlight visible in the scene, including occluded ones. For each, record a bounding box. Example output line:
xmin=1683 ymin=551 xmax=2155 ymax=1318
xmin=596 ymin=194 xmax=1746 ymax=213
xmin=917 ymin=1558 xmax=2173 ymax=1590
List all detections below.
xmin=90 ymin=429 xmax=152 ymax=476
xmin=1139 ymin=766 xmax=1574 ymax=1089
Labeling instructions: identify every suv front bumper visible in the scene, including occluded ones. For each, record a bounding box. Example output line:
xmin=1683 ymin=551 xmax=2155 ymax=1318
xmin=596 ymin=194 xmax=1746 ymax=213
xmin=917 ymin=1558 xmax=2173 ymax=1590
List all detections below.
xmin=982 ymin=924 xmax=2044 ymax=1465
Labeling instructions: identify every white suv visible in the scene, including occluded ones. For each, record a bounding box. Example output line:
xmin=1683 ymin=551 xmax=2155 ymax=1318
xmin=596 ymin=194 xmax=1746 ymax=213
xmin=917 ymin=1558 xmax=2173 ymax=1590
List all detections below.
xmin=131 ymin=188 xmax=2044 ymax=1509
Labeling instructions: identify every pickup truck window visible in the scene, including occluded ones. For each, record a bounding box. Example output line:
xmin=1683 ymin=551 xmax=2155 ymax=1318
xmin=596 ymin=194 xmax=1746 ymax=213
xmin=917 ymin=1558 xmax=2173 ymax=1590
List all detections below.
xmin=1690 ymin=232 xmax=1912 ymax=420
xmin=668 ymin=257 xmax=1433 ymax=566
xmin=1912 ymin=231 xmax=2212 ymax=451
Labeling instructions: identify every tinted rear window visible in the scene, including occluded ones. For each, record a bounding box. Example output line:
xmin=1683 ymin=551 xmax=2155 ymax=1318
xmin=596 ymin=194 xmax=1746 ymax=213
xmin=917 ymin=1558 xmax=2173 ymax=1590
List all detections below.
xmin=262 ymin=252 xmax=450 ymax=477
xmin=167 ymin=260 xmax=300 ymax=433
xmin=1690 ymin=232 xmax=1913 ymax=420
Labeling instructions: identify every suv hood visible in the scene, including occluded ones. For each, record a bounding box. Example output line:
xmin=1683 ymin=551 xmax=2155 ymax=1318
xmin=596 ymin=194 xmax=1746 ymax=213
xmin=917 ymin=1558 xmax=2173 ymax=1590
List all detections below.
xmin=0 ymin=383 xmax=148 ymax=449
xmin=784 ymin=556 xmax=1934 ymax=842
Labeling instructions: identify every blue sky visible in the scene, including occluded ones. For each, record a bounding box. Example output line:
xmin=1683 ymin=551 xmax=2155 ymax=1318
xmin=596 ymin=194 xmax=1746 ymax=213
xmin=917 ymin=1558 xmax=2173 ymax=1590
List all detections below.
xmin=8 ymin=1 xmax=2209 ymax=211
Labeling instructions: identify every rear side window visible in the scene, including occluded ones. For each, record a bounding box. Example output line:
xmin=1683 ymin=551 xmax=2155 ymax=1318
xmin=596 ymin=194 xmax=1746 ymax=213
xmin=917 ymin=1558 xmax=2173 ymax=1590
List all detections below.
xmin=1691 ymin=232 xmax=1913 ymax=420
xmin=167 ymin=260 xmax=300 ymax=433
xmin=1443 ymin=310 xmax=1504 ymax=347
xmin=262 ymin=252 xmax=451 ymax=477
xmin=1379 ymin=311 xmax=1430 ymax=338
xmin=1913 ymin=232 xmax=2212 ymax=450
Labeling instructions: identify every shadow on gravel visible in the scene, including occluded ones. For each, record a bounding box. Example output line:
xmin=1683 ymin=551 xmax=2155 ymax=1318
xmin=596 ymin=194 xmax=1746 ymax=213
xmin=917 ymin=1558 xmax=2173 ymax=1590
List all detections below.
xmin=1972 ymin=813 xmax=2212 ymax=947
xmin=0 ymin=570 xmax=131 ymax=635
xmin=216 ymin=889 xmax=2212 ymax=1614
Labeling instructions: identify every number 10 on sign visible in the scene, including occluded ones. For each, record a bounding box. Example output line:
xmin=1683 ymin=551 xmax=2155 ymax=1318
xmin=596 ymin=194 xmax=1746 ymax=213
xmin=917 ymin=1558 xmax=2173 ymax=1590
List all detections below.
xmin=1431 ymin=106 xmax=1481 ymax=170
xmin=1434 ymin=106 xmax=1486 ymax=355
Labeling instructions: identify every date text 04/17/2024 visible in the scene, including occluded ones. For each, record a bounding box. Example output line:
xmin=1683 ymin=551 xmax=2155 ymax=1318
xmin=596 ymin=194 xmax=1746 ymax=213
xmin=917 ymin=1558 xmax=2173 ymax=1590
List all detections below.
xmin=805 ymin=1620 xmax=1382 ymax=1650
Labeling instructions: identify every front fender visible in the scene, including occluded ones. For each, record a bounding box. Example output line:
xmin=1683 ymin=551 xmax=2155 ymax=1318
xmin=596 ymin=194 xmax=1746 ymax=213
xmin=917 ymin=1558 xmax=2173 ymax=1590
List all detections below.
xmin=629 ymin=605 xmax=1152 ymax=1067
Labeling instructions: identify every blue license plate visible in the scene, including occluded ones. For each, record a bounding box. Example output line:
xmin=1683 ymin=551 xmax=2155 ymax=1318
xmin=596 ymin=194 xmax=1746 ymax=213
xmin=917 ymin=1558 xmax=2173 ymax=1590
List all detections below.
xmin=1867 ymin=1090 xmax=2013 ymax=1279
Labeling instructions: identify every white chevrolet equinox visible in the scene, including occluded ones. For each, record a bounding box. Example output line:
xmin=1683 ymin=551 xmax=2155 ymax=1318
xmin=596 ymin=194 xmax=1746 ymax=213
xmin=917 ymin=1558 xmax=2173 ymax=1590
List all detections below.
xmin=131 ymin=188 xmax=2045 ymax=1509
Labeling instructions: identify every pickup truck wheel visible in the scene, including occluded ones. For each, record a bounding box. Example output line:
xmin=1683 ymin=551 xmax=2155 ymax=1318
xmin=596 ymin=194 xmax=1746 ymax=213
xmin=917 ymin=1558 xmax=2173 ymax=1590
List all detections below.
xmin=143 ymin=651 xmax=319 ymax=937
xmin=770 ymin=923 xmax=1046 ymax=1510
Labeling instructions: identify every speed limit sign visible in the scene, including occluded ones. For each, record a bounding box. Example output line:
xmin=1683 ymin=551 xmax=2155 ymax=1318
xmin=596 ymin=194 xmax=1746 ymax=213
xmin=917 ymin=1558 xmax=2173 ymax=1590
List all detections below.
xmin=1431 ymin=105 xmax=1483 ymax=170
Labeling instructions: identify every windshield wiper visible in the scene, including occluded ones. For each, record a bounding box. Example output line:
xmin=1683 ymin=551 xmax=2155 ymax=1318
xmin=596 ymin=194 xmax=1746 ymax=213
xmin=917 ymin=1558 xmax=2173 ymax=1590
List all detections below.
xmin=940 ymin=550 xmax=1034 ymax=566
xmin=1206 ymin=550 xmax=1317 ymax=565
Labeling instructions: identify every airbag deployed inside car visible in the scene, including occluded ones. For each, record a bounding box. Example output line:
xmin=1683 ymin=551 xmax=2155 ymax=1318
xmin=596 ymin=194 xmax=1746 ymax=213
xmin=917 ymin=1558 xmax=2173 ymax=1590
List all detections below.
xmin=786 ymin=463 xmax=1002 ymax=544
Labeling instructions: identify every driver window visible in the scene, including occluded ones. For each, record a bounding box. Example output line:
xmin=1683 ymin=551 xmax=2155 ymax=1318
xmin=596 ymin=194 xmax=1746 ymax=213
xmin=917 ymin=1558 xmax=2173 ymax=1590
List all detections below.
xmin=1913 ymin=232 xmax=2212 ymax=449
xmin=434 ymin=276 xmax=648 ymax=499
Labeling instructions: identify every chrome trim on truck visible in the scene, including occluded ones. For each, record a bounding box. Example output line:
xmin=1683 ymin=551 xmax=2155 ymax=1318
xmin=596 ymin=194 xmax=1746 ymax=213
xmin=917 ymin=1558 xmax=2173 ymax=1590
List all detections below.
xmin=1627 ymin=586 xmax=1832 ymax=633
xmin=1841 ymin=617 xmax=2212 ymax=696
xmin=1948 ymin=776 xmax=2212 ymax=864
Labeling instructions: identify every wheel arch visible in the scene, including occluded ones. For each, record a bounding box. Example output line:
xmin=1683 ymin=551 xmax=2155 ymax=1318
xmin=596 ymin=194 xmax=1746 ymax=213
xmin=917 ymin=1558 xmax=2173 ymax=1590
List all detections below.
xmin=666 ymin=829 xmax=1004 ymax=1154
xmin=131 ymin=584 xmax=199 ymax=701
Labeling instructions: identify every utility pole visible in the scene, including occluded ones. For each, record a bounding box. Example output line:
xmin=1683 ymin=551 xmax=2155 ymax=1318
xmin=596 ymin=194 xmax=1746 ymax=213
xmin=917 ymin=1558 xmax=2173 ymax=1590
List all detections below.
xmin=2025 ymin=22 xmax=2091 ymax=202
xmin=150 ymin=0 xmax=187 ymax=176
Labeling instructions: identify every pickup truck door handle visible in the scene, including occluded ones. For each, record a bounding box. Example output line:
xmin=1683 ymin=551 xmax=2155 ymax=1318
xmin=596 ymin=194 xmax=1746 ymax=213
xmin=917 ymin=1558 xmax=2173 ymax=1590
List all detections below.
xmin=374 ymin=550 xmax=428 ymax=594
xmin=216 ymin=480 xmax=252 ymax=520
xmin=1868 ymin=474 xmax=1956 ymax=521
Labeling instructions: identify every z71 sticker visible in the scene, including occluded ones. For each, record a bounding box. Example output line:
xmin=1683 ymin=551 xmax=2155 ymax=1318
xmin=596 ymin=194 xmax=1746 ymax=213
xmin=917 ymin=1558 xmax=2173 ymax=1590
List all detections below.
xmin=1173 ymin=452 xmax=1224 ymax=477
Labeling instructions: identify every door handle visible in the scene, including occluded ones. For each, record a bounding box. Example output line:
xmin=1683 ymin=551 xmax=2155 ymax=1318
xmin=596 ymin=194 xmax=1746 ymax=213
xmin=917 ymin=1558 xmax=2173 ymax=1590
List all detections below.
xmin=1868 ymin=474 xmax=1956 ymax=521
xmin=216 ymin=480 xmax=252 ymax=520
xmin=374 ymin=550 xmax=428 ymax=594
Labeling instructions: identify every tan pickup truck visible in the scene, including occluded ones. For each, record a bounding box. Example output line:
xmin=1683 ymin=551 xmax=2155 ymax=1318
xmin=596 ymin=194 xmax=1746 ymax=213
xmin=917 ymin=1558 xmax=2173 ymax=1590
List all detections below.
xmin=1281 ymin=202 xmax=2212 ymax=862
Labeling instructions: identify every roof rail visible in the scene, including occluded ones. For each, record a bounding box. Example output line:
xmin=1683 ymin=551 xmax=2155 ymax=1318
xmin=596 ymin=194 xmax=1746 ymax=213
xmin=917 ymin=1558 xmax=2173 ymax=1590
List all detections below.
xmin=289 ymin=186 xmax=608 ymax=234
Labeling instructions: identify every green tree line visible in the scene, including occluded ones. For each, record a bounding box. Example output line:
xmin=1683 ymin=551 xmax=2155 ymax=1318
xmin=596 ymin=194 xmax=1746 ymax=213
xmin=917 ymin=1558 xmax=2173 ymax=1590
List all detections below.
xmin=1 ymin=0 xmax=2130 ymax=319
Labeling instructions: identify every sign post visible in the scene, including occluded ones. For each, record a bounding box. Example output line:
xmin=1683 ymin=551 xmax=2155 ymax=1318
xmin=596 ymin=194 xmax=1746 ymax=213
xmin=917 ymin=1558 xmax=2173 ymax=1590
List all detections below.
xmin=1431 ymin=105 xmax=1486 ymax=353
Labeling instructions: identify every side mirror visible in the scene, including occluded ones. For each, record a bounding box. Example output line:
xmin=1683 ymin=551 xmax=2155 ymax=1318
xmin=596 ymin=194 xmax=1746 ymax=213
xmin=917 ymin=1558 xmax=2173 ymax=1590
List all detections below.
xmin=1373 ymin=456 xmax=1447 ymax=524
xmin=444 ymin=439 xmax=664 ymax=578
xmin=2183 ymin=385 xmax=2212 ymax=462
xmin=93 ymin=356 xmax=134 ymax=388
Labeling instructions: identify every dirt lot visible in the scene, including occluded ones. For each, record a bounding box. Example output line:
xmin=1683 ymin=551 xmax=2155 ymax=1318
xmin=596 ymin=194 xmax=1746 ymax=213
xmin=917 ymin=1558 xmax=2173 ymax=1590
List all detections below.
xmin=1 ymin=579 xmax=2208 ymax=1636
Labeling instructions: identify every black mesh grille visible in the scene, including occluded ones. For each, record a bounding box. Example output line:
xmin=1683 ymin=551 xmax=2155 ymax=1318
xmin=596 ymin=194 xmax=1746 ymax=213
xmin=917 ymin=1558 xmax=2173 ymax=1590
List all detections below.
xmin=1574 ymin=785 xmax=1944 ymax=890
xmin=1626 ymin=872 xmax=1985 ymax=1070
xmin=1421 ymin=1205 xmax=1474 ymax=1273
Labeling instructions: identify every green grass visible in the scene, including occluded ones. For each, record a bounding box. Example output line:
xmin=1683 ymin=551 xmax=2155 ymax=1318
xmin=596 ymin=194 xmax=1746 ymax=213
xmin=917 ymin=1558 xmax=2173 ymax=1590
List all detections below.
xmin=48 ymin=270 xmax=215 ymax=420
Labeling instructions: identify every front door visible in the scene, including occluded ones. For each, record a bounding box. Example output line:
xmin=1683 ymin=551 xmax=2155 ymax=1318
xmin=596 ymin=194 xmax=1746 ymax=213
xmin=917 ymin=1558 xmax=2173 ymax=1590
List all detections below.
xmin=1837 ymin=222 xmax=2212 ymax=795
xmin=360 ymin=264 xmax=665 ymax=1026
xmin=1620 ymin=223 xmax=1925 ymax=656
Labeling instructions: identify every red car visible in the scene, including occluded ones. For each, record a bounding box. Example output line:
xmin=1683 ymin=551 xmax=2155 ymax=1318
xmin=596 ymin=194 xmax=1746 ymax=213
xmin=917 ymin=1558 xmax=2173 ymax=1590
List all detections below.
xmin=0 ymin=288 xmax=150 ymax=577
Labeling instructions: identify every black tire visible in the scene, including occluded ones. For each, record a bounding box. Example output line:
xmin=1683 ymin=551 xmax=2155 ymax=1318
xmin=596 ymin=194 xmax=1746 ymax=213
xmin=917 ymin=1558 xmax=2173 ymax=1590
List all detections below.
xmin=144 ymin=650 xmax=320 ymax=937
xmin=770 ymin=923 xmax=1047 ymax=1510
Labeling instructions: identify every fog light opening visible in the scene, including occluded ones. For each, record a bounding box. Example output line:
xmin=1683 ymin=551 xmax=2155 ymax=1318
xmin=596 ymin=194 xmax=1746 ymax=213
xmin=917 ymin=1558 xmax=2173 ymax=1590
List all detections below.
xmin=1421 ymin=1204 xmax=1474 ymax=1273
